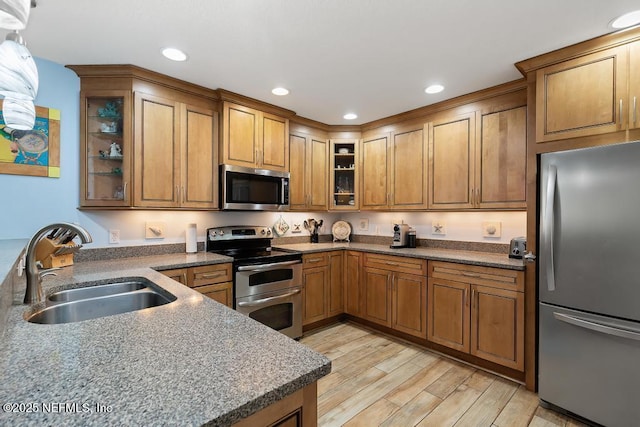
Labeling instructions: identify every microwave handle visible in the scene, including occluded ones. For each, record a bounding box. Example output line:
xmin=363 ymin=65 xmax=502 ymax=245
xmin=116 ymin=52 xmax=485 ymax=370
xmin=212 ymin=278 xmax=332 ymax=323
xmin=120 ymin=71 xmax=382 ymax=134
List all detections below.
xmin=281 ymin=178 xmax=287 ymax=205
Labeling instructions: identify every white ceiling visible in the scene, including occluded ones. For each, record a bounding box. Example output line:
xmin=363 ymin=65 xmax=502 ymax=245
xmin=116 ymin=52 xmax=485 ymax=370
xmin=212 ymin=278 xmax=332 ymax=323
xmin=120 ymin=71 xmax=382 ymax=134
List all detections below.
xmin=3 ymin=0 xmax=639 ymax=125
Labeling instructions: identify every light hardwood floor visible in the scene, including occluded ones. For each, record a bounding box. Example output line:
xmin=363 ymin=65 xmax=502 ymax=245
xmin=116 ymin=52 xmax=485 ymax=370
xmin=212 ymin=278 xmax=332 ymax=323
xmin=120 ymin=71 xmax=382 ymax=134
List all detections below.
xmin=300 ymin=322 xmax=587 ymax=427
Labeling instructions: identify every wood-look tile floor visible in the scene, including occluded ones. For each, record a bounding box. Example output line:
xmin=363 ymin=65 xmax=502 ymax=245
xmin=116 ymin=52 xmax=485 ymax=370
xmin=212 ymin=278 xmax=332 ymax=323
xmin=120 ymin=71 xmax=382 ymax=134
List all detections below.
xmin=300 ymin=322 xmax=587 ymax=427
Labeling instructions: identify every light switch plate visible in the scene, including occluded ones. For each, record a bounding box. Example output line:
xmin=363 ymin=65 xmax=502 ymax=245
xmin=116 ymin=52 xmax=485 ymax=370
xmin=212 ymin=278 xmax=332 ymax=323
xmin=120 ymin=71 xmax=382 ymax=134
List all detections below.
xmin=432 ymin=221 xmax=446 ymax=235
xmin=145 ymin=221 xmax=166 ymax=239
xmin=482 ymin=221 xmax=502 ymax=238
xmin=358 ymin=218 xmax=369 ymax=231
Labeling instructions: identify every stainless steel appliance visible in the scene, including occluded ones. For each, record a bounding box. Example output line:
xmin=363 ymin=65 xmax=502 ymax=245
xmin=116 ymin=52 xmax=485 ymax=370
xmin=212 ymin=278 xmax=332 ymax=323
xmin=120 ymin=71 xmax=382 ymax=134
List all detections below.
xmin=220 ymin=164 xmax=290 ymax=211
xmin=539 ymin=141 xmax=640 ymax=427
xmin=206 ymin=226 xmax=302 ymax=339
xmin=391 ymin=223 xmax=410 ymax=248
xmin=508 ymin=236 xmax=526 ymax=259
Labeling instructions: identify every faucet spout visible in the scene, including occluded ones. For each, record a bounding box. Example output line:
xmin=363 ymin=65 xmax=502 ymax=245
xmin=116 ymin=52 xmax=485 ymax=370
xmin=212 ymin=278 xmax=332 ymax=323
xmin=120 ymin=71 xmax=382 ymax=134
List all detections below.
xmin=24 ymin=222 xmax=93 ymax=305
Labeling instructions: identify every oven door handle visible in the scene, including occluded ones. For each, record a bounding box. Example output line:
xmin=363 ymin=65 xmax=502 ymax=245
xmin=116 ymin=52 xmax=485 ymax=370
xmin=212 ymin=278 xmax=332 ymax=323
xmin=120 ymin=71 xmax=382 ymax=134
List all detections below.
xmin=236 ymin=289 xmax=301 ymax=307
xmin=237 ymin=260 xmax=301 ymax=271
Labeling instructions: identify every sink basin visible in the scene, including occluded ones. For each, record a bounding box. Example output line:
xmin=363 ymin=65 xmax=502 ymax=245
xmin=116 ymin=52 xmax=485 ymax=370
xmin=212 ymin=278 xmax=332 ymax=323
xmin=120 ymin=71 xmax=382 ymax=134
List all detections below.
xmin=27 ymin=278 xmax=176 ymax=325
xmin=48 ymin=280 xmax=147 ymax=302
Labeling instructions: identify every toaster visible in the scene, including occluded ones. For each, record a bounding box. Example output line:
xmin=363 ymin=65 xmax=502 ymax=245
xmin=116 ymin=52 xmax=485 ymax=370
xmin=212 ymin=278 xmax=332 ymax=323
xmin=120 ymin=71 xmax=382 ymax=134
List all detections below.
xmin=509 ymin=237 xmax=526 ymax=259
xmin=391 ymin=224 xmax=410 ymax=248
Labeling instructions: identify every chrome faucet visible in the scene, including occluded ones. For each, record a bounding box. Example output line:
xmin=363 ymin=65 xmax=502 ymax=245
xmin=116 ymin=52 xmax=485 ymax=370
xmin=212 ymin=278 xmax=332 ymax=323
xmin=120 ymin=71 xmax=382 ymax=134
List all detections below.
xmin=24 ymin=222 xmax=93 ymax=304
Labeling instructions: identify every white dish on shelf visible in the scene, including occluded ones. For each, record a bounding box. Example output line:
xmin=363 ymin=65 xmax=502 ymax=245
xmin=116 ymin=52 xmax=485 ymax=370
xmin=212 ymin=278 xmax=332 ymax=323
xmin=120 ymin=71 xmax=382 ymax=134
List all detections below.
xmin=332 ymin=220 xmax=351 ymax=242
xmin=338 ymin=148 xmax=350 ymax=154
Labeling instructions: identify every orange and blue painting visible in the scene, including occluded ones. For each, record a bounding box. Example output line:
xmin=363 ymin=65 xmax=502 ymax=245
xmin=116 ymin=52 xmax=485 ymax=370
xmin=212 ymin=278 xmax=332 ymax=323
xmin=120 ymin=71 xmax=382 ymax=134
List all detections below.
xmin=0 ymin=103 xmax=60 ymax=178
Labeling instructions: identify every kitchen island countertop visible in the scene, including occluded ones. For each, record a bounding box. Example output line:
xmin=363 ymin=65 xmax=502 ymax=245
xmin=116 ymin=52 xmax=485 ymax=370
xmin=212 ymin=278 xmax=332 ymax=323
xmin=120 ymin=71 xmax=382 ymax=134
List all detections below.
xmin=0 ymin=248 xmax=330 ymax=426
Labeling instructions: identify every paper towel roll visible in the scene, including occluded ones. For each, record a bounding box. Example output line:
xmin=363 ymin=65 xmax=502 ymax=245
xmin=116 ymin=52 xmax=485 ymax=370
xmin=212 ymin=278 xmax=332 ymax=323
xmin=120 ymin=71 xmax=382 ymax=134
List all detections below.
xmin=186 ymin=223 xmax=197 ymax=253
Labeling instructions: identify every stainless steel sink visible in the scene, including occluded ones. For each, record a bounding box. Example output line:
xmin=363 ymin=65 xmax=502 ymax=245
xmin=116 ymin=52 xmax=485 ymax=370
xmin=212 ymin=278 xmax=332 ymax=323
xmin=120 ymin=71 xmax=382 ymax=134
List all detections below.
xmin=48 ymin=280 xmax=147 ymax=302
xmin=27 ymin=278 xmax=176 ymax=325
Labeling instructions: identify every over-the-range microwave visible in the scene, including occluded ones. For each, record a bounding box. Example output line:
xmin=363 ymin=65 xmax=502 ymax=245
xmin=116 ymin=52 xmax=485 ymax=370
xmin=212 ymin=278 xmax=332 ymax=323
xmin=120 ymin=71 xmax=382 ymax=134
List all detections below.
xmin=220 ymin=164 xmax=290 ymax=211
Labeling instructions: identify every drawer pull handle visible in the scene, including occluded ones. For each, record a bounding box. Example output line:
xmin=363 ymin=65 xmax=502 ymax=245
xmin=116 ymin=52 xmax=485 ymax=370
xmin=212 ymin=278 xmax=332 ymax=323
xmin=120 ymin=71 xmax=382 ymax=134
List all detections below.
xmin=462 ymin=272 xmax=481 ymax=278
xmin=200 ymin=272 xmax=226 ymax=279
xmin=306 ymin=258 xmax=323 ymax=263
xmin=385 ymin=262 xmax=400 ymax=266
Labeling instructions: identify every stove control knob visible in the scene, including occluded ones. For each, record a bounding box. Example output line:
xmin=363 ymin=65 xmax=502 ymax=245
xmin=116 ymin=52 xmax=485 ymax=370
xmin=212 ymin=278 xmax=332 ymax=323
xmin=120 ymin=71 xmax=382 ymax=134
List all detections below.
xmin=219 ymin=230 xmax=225 ymax=236
xmin=266 ymin=229 xmax=272 ymax=235
xmin=260 ymin=229 xmax=266 ymax=235
xmin=210 ymin=231 xmax=217 ymax=237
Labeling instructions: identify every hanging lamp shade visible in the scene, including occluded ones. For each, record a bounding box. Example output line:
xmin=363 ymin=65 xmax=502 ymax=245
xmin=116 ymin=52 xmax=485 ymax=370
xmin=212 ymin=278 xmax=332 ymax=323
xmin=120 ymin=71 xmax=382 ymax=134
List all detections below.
xmin=2 ymin=96 xmax=34 ymax=130
xmin=0 ymin=38 xmax=37 ymax=129
xmin=0 ymin=39 xmax=38 ymax=99
xmin=0 ymin=0 xmax=31 ymax=30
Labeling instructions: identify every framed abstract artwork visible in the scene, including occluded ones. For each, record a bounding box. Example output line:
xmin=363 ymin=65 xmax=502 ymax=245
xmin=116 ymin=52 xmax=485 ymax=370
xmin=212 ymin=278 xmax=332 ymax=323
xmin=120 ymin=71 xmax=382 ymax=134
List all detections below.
xmin=0 ymin=102 xmax=61 ymax=178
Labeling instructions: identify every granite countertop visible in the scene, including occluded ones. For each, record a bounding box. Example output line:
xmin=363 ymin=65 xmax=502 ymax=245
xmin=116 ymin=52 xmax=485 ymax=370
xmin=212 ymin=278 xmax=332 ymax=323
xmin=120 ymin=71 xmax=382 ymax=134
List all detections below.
xmin=274 ymin=242 xmax=526 ymax=271
xmin=0 ymin=249 xmax=331 ymax=426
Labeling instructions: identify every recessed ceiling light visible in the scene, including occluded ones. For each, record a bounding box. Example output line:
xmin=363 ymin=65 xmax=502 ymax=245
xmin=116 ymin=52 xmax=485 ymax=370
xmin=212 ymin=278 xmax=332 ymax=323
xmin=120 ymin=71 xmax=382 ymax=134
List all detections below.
xmin=425 ymin=84 xmax=445 ymax=94
xmin=611 ymin=10 xmax=640 ymax=29
xmin=161 ymin=47 xmax=188 ymax=62
xmin=343 ymin=113 xmax=358 ymax=120
xmin=271 ymin=87 xmax=289 ymax=96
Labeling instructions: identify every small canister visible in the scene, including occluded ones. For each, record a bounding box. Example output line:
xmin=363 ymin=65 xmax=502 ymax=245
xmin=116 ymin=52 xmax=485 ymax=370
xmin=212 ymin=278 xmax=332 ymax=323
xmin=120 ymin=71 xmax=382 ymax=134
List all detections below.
xmin=407 ymin=228 xmax=416 ymax=248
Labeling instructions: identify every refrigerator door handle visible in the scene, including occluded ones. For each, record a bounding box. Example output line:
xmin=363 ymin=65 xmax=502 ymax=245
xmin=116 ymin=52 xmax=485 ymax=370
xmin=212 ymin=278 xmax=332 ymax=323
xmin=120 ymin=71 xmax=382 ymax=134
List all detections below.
xmin=554 ymin=312 xmax=640 ymax=341
xmin=542 ymin=164 xmax=557 ymax=291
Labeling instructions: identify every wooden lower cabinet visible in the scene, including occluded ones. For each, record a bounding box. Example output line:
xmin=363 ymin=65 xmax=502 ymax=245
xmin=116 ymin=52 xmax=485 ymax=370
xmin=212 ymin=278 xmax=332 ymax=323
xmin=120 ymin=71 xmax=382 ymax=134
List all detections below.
xmin=362 ymin=253 xmax=427 ymax=339
xmin=160 ymin=263 xmax=233 ymax=308
xmin=302 ymin=252 xmax=343 ymax=325
xmin=427 ymin=261 xmax=525 ymax=371
xmin=233 ymin=382 xmax=317 ymax=427
xmin=344 ymin=251 xmax=363 ymax=317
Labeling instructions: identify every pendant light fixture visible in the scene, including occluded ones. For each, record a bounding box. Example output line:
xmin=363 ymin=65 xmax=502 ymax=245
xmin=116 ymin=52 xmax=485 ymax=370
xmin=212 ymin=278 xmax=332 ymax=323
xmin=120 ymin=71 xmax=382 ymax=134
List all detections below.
xmin=0 ymin=0 xmax=38 ymax=130
xmin=0 ymin=0 xmax=32 ymax=30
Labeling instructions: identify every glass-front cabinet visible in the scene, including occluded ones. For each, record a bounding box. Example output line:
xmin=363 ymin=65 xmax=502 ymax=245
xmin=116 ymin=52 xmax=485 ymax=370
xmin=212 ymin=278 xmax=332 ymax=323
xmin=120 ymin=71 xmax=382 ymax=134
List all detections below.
xmin=330 ymin=138 xmax=359 ymax=210
xmin=80 ymin=91 xmax=132 ymax=207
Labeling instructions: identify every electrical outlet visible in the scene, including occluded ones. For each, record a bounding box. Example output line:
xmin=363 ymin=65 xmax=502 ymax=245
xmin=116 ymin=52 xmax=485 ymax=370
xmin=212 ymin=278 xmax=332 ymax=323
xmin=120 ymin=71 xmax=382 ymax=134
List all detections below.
xmin=432 ymin=221 xmax=446 ymax=235
xmin=109 ymin=229 xmax=120 ymax=244
xmin=482 ymin=221 xmax=502 ymax=238
xmin=145 ymin=221 xmax=166 ymax=239
xmin=358 ymin=218 xmax=369 ymax=231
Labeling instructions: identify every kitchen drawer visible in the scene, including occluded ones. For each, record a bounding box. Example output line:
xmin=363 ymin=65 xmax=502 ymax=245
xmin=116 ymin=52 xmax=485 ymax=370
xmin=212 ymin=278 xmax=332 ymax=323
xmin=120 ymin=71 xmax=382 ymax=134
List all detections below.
xmin=194 ymin=282 xmax=233 ymax=307
xmin=302 ymin=252 xmax=330 ymax=268
xmin=363 ymin=253 xmax=427 ymax=275
xmin=160 ymin=268 xmax=188 ymax=285
xmin=428 ymin=260 xmax=523 ymax=292
xmin=190 ymin=263 xmax=232 ymax=287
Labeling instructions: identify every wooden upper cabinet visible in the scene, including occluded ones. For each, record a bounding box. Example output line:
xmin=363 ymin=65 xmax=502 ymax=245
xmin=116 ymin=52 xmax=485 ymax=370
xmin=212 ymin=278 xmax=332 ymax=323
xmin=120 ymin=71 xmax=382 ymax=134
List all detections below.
xmin=289 ymin=133 xmax=307 ymax=210
xmin=361 ymin=133 xmax=390 ymax=210
xmin=390 ymin=124 xmax=428 ymax=209
xmin=222 ymin=101 xmax=289 ymax=171
xmin=330 ymin=139 xmax=359 ymax=210
xmin=289 ymin=132 xmax=328 ymax=211
xmin=361 ymin=124 xmax=427 ymax=210
xmin=429 ymin=112 xmax=476 ymax=209
xmin=629 ymin=41 xmax=640 ymax=130
xmin=73 ymin=66 xmax=219 ymax=210
xmin=134 ymin=93 xmax=180 ymax=208
xmin=224 ymin=103 xmax=259 ymax=167
xmin=181 ymin=104 xmax=218 ymax=209
xmin=79 ymin=90 xmax=132 ymax=207
xmin=134 ymin=93 xmax=217 ymax=209
xmin=477 ymin=105 xmax=527 ymax=209
xmin=535 ymin=45 xmax=628 ymax=142
xmin=262 ymin=113 xmax=289 ymax=171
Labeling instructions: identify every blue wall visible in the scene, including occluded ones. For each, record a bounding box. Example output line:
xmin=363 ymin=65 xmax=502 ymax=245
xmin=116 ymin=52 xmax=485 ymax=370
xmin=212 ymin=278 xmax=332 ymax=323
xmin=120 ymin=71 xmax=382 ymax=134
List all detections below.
xmin=0 ymin=58 xmax=83 ymax=239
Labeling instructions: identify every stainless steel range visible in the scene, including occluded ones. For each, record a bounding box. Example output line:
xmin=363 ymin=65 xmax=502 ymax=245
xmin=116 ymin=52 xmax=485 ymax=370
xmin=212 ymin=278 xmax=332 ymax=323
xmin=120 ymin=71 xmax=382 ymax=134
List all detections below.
xmin=206 ymin=226 xmax=302 ymax=339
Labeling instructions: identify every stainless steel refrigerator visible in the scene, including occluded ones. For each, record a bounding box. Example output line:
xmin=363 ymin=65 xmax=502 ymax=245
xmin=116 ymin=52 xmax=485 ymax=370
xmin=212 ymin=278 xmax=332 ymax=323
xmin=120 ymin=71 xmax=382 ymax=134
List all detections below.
xmin=539 ymin=141 xmax=640 ymax=427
